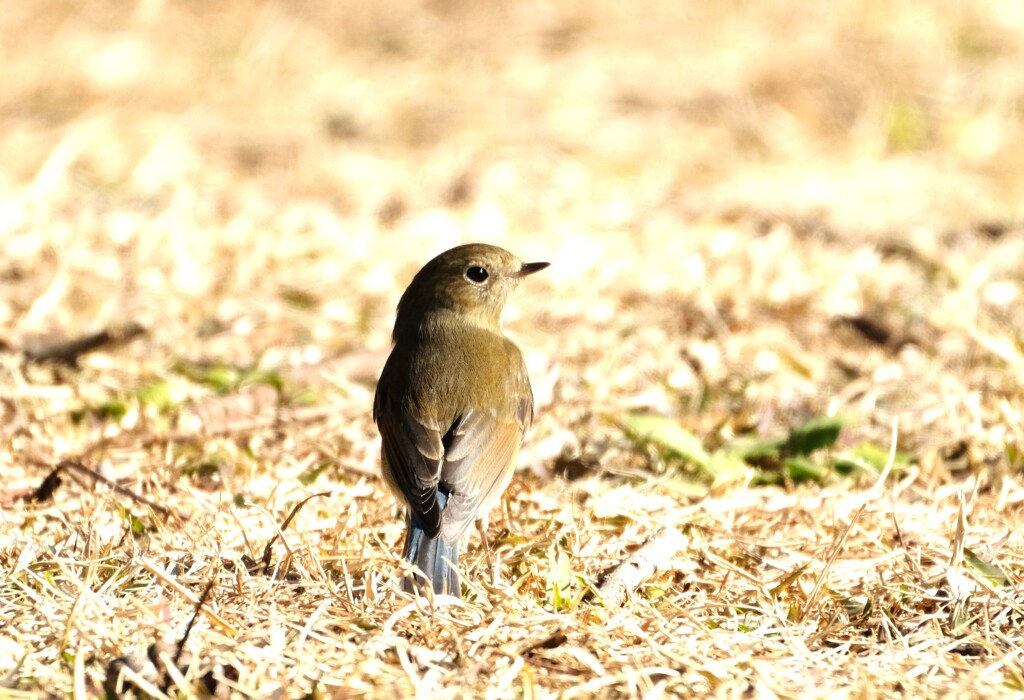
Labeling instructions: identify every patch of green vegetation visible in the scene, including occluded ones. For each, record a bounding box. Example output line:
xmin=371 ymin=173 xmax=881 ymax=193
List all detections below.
xmin=886 ymin=98 xmax=928 ymax=152
xmin=69 ymin=376 xmax=190 ymax=427
xmin=117 ymin=506 xmax=151 ymax=537
xmin=136 ymin=378 xmax=176 ymax=411
xmin=832 ymin=442 xmax=913 ymax=477
xmin=623 ymin=413 xmax=909 ymax=487
xmin=622 ymin=413 xmax=748 ymax=486
xmin=180 ymin=457 xmax=227 ymax=481
xmin=95 ymin=399 xmax=128 ymax=421
xmin=964 ymin=547 xmax=1009 ymax=587
xmin=1006 ymin=442 xmax=1022 ymax=471
xmin=643 ymin=585 xmax=667 ymax=601
xmin=298 ymin=462 xmax=332 ymax=486
xmin=70 ymin=397 xmax=129 ymax=425
xmin=278 ymin=285 xmax=322 ymax=310
xmin=544 ymin=544 xmax=586 ymax=611
xmin=176 ymin=362 xmax=285 ymax=395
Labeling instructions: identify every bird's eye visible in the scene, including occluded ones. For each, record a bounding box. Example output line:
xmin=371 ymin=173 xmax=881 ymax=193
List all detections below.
xmin=465 ymin=266 xmax=489 ymax=284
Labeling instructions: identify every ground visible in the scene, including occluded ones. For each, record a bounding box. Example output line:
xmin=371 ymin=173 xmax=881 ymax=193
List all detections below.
xmin=2 ymin=0 xmax=1024 ymax=697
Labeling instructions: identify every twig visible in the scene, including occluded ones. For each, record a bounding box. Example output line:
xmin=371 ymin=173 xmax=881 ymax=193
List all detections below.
xmin=594 ymin=526 xmax=686 ymax=607
xmin=28 ymin=464 xmax=64 ymax=502
xmin=29 ymin=459 xmax=174 ymax=518
xmin=137 ymin=558 xmax=237 ymax=636
xmin=176 ymin=579 xmax=217 ymax=665
xmin=256 ymin=491 xmax=332 ymax=573
xmin=22 ymin=322 xmax=146 ymax=365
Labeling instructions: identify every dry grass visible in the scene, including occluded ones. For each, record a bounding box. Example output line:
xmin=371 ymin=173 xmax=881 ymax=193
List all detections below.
xmin=3 ymin=0 xmax=1024 ymax=697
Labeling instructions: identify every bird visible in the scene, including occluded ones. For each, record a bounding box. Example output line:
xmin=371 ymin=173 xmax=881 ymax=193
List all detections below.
xmin=373 ymin=243 xmax=548 ymax=597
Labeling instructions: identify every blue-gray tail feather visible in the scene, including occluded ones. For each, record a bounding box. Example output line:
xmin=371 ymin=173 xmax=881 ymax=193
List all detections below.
xmin=402 ymin=490 xmax=460 ymax=596
xmin=402 ymin=524 xmax=460 ymax=596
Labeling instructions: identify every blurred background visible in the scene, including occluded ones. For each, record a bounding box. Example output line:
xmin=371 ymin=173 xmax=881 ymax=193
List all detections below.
xmin=3 ymin=0 xmax=1023 ymax=458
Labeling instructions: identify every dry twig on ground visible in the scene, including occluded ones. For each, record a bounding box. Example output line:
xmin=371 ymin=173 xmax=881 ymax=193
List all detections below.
xmin=594 ymin=526 xmax=687 ymax=607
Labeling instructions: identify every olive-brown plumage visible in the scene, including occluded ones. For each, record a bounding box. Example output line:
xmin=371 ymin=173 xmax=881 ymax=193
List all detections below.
xmin=374 ymin=243 xmax=548 ymax=596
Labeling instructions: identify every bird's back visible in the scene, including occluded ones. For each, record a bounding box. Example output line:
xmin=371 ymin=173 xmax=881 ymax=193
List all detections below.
xmin=375 ymin=310 xmax=533 ymax=541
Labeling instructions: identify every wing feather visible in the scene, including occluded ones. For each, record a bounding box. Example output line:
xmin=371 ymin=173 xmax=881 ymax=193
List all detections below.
xmin=375 ymin=392 xmax=446 ymax=536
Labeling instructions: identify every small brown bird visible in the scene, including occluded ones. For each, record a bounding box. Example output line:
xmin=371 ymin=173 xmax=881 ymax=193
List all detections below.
xmin=374 ymin=243 xmax=548 ymax=596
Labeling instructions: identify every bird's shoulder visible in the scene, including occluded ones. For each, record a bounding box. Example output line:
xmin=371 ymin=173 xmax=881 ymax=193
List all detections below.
xmin=375 ymin=312 xmax=529 ymax=421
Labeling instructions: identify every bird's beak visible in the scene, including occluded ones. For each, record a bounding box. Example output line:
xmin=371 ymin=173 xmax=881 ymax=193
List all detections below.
xmin=517 ymin=261 xmax=550 ymax=277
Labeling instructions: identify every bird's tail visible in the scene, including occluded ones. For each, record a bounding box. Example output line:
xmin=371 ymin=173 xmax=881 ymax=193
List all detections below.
xmin=402 ymin=519 xmax=461 ymax=597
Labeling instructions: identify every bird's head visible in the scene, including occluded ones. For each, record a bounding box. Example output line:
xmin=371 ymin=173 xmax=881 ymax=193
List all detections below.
xmin=394 ymin=243 xmax=548 ymax=337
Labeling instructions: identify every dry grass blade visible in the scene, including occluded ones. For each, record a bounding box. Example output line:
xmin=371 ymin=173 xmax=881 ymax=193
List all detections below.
xmin=801 ymin=419 xmax=899 ymax=620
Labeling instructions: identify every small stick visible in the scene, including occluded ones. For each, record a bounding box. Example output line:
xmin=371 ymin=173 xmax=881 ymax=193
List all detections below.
xmin=594 ymin=526 xmax=686 ymax=607
xmin=175 ymin=579 xmax=217 ymax=665
xmin=28 ymin=459 xmax=174 ymax=518
xmin=23 ymin=323 xmax=146 ymax=365
xmin=137 ymin=558 xmax=237 ymax=635
xmin=60 ymin=459 xmax=174 ymax=517
xmin=257 ymin=491 xmax=332 ymax=572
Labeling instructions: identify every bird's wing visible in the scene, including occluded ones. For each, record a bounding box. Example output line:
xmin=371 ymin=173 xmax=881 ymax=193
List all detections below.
xmin=375 ymin=393 xmax=446 ymax=537
xmin=438 ymin=390 xmax=532 ymax=542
